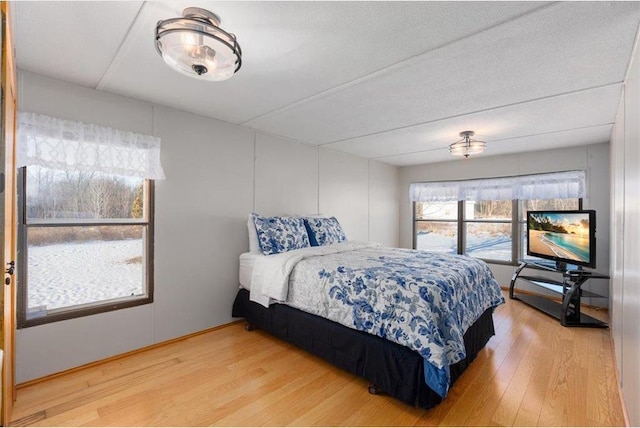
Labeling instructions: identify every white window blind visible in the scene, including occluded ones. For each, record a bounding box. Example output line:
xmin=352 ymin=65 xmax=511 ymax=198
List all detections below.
xmin=410 ymin=171 xmax=586 ymax=202
xmin=17 ymin=112 xmax=166 ymax=179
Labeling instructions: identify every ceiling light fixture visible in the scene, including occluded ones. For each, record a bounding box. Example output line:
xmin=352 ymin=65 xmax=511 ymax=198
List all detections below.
xmin=155 ymin=7 xmax=242 ymax=81
xmin=449 ymin=130 xmax=486 ymax=158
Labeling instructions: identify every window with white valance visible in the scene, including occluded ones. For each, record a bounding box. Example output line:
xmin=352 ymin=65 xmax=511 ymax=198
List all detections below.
xmin=17 ymin=112 xmax=165 ymax=179
xmin=16 ymin=112 xmax=161 ymax=327
xmin=410 ymin=171 xmax=586 ymax=202
xmin=412 ymin=171 xmax=585 ymax=264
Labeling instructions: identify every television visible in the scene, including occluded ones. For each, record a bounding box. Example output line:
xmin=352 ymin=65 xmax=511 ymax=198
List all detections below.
xmin=526 ymin=210 xmax=596 ymax=270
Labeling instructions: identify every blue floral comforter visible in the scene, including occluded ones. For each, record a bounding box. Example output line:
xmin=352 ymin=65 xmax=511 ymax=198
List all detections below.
xmin=251 ymin=243 xmax=505 ymax=397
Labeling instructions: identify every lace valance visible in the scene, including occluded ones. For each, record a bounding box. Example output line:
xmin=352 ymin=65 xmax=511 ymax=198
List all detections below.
xmin=410 ymin=171 xmax=586 ymax=202
xmin=17 ymin=112 xmax=166 ymax=180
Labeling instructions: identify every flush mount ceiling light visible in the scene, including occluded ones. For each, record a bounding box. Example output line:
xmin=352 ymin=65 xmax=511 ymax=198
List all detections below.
xmin=155 ymin=7 xmax=242 ymax=81
xmin=449 ymin=130 xmax=486 ymax=158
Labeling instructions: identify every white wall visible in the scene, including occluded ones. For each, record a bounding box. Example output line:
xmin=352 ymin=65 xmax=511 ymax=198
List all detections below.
xmin=151 ymin=107 xmax=255 ymax=342
xmin=610 ymin=30 xmax=640 ymax=426
xmin=611 ymin=94 xmax=625 ymax=380
xmin=398 ymin=145 xmax=611 ymax=295
xmin=369 ymin=161 xmax=400 ymax=247
xmin=15 ymin=71 xmax=400 ymax=383
xmin=319 ymin=149 xmax=370 ymax=241
xmin=254 ymin=133 xmax=319 ymax=217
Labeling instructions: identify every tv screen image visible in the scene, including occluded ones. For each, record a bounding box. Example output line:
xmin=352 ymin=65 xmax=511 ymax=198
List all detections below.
xmin=526 ymin=210 xmax=596 ymax=269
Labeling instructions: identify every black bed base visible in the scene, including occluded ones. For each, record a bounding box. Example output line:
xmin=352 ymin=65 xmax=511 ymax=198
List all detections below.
xmin=232 ymin=288 xmax=495 ymax=410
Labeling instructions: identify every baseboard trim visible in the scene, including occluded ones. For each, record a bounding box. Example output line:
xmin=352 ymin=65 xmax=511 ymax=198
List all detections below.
xmin=607 ymin=330 xmax=631 ymax=427
xmin=16 ymin=319 xmax=244 ymax=390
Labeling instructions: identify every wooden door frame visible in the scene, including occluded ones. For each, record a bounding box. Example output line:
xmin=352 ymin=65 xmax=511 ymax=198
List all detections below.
xmin=1 ymin=1 xmax=17 ymax=425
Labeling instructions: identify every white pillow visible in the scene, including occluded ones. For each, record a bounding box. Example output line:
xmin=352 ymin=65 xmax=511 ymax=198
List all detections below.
xmin=247 ymin=214 xmax=260 ymax=254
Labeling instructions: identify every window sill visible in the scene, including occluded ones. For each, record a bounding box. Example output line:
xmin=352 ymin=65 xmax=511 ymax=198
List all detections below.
xmin=18 ymin=296 xmax=153 ymax=329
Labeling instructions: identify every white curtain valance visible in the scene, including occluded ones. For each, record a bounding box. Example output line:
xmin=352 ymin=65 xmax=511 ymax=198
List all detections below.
xmin=17 ymin=112 xmax=166 ymax=180
xmin=410 ymin=171 xmax=586 ymax=202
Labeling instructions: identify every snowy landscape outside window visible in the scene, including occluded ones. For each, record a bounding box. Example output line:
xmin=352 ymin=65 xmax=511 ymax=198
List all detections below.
xmin=16 ymin=112 xmax=164 ymax=327
xmin=464 ymin=200 xmax=513 ymax=262
xmin=414 ymin=201 xmax=459 ymax=254
xmin=17 ymin=166 xmax=154 ymax=327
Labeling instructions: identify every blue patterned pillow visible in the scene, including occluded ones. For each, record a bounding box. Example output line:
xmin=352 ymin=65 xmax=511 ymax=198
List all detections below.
xmin=252 ymin=214 xmax=311 ymax=255
xmin=303 ymin=216 xmax=347 ymax=246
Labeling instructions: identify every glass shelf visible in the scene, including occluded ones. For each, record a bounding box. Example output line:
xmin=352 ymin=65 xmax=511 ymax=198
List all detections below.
xmin=509 ymin=261 xmax=608 ymax=328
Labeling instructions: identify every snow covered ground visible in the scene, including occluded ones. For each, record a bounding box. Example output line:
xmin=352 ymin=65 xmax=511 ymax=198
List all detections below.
xmin=416 ymin=232 xmax=457 ymax=253
xmin=27 ymin=239 xmax=144 ymax=312
xmin=416 ymin=232 xmax=512 ymax=261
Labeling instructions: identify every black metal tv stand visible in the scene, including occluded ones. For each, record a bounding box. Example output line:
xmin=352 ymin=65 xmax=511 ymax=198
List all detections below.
xmin=509 ymin=261 xmax=608 ymax=328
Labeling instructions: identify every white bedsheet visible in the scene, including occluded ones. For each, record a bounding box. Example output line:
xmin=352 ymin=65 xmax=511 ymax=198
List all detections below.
xmin=239 ymin=252 xmax=261 ymax=289
xmin=249 ymin=241 xmax=380 ymax=307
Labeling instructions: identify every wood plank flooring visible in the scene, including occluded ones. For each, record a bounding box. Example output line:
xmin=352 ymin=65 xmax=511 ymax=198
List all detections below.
xmin=9 ymin=291 xmax=626 ymax=426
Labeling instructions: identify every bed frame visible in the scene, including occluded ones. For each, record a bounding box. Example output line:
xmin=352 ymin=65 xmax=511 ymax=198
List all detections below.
xmin=232 ymin=288 xmax=496 ymax=409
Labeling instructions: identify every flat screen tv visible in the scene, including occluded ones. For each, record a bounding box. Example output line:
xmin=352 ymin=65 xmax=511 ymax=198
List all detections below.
xmin=526 ymin=210 xmax=596 ymax=269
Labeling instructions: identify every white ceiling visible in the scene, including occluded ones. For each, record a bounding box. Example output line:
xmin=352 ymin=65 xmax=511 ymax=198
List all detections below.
xmin=12 ymin=1 xmax=640 ymax=166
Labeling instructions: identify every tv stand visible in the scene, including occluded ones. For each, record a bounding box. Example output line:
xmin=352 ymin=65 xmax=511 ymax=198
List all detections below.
xmin=509 ymin=261 xmax=608 ymax=328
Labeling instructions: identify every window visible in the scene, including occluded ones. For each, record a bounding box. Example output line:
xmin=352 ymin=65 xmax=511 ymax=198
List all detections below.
xmin=17 ymin=166 xmax=154 ymax=327
xmin=411 ymin=171 xmax=586 ymax=264
xmin=414 ymin=198 xmax=580 ymax=264
xmin=16 ymin=111 xmax=165 ymax=328
xmin=464 ymin=200 xmax=513 ymax=262
xmin=414 ymin=201 xmax=458 ymax=253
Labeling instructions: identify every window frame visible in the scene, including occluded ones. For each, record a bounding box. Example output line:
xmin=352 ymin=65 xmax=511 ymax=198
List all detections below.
xmin=462 ymin=199 xmax=517 ymax=264
xmin=16 ymin=167 xmax=155 ymax=328
xmin=413 ymin=200 xmax=460 ymax=253
xmin=413 ymin=198 xmax=582 ymax=266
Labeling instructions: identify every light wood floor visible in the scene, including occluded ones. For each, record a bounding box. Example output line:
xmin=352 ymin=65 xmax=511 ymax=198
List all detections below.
xmin=10 ymin=291 xmax=626 ymax=427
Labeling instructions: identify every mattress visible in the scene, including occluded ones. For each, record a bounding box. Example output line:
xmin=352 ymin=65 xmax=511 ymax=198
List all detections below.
xmin=239 ymin=252 xmax=260 ymax=289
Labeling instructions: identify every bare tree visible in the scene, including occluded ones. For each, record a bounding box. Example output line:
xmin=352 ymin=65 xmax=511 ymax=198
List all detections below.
xmin=27 ymin=167 xmax=140 ymax=219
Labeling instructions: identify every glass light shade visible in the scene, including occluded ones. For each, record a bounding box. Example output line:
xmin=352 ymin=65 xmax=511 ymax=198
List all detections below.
xmin=155 ymin=9 xmax=241 ymax=81
xmin=449 ymin=138 xmax=486 ymax=157
xmin=448 ymin=131 xmax=486 ymax=157
xmin=159 ymin=32 xmax=236 ymax=81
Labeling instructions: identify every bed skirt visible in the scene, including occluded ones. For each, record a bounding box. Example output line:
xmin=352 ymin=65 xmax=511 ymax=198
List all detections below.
xmin=231 ymin=287 xmax=496 ymax=410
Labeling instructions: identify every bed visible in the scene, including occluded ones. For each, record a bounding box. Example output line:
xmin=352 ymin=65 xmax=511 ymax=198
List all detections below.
xmin=232 ymin=214 xmax=505 ymax=410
